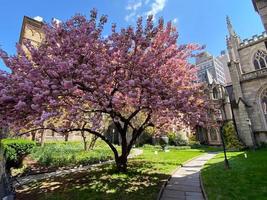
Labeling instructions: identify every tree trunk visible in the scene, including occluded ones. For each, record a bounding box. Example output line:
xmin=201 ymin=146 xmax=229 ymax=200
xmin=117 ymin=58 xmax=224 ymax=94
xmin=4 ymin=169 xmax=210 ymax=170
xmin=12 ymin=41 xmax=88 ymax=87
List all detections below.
xmin=115 ymin=154 xmax=128 ymax=173
xmin=31 ymin=132 xmax=36 ymax=141
xmin=84 ymin=140 xmax=88 ymax=151
xmin=89 ymin=136 xmax=97 ymax=150
xmin=115 ymin=130 xmax=129 ymax=172
xmin=81 ymin=130 xmax=89 ymax=151
xmin=40 ymin=130 xmax=45 ymax=147
xmin=64 ymin=133 xmax=69 ymax=142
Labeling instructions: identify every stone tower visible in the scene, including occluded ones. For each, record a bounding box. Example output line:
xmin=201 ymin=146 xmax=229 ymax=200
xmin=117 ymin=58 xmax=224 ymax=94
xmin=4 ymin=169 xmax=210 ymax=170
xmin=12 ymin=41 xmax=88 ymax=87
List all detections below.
xmin=19 ymin=16 xmax=44 ymax=48
xmin=253 ymin=0 xmax=267 ymax=31
xmin=226 ymin=17 xmax=257 ymax=147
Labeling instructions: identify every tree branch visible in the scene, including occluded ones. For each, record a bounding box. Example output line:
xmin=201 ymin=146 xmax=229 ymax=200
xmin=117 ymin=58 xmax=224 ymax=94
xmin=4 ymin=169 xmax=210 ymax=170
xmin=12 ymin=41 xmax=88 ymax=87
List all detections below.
xmin=16 ymin=127 xmax=58 ymax=137
xmin=65 ymin=127 xmax=119 ymax=160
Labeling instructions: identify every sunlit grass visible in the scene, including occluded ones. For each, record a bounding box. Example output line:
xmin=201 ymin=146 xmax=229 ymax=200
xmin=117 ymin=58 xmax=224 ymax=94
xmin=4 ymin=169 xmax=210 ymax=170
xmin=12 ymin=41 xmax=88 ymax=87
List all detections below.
xmin=201 ymin=148 xmax=267 ymax=200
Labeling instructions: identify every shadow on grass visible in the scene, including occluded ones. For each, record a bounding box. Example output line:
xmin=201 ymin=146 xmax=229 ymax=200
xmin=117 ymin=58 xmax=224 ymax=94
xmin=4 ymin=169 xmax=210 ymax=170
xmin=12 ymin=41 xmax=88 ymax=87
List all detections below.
xmin=16 ymin=161 xmax=169 ymax=200
xmin=201 ymin=148 xmax=267 ymax=200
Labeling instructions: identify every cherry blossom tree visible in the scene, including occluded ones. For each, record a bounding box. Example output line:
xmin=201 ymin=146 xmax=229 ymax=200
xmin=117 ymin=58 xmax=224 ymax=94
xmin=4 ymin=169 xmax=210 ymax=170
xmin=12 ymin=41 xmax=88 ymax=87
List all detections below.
xmin=0 ymin=10 xmax=209 ymax=172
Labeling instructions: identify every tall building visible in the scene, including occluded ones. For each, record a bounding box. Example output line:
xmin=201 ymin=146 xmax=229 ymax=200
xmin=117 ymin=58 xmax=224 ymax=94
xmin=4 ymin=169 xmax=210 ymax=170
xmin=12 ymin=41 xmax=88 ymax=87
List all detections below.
xmin=217 ymin=51 xmax=232 ymax=85
xmin=196 ymin=52 xmax=226 ymax=85
xmin=226 ymin=0 xmax=267 ymax=147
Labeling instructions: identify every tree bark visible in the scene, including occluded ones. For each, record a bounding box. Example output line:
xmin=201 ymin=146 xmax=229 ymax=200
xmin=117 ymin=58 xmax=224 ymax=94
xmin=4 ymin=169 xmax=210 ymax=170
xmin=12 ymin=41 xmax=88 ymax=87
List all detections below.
xmin=115 ymin=127 xmax=130 ymax=172
xmin=40 ymin=130 xmax=45 ymax=147
xmin=64 ymin=133 xmax=69 ymax=142
xmin=115 ymin=154 xmax=128 ymax=173
xmin=81 ymin=129 xmax=89 ymax=151
xmin=31 ymin=132 xmax=36 ymax=141
xmin=89 ymin=135 xmax=97 ymax=150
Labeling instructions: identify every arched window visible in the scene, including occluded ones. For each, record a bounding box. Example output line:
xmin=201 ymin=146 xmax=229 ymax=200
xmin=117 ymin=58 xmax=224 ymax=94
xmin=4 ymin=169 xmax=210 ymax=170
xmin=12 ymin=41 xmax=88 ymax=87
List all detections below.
xmin=213 ymin=87 xmax=219 ymax=99
xmin=253 ymin=50 xmax=267 ymax=70
xmin=210 ymin=128 xmax=218 ymax=141
xmin=261 ymin=88 xmax=267 ymax=122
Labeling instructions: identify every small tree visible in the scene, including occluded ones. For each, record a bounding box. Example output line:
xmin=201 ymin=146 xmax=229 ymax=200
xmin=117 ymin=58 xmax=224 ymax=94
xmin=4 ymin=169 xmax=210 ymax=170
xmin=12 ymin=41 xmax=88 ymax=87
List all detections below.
xmin=0 ymin=10 xmax=209 ymax=172
xmin=223 ymin=121 xmax=244 ymax=150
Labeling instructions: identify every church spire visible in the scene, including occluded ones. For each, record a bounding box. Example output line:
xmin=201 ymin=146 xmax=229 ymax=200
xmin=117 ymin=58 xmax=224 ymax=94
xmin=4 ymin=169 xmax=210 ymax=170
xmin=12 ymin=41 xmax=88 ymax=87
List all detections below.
xmin=226 ymin=16 xmax=236 ymax=37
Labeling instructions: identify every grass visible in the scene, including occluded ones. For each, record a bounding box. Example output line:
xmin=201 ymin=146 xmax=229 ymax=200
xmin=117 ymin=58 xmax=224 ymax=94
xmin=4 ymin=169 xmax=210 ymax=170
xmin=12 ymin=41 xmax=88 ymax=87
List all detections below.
xmin=16 ymin=145 xmax=209 ymax=200
xmin=201 ymin=148 xmax=267 ymax=200
xmin=30 ymin=140 xmax=116 ymax=167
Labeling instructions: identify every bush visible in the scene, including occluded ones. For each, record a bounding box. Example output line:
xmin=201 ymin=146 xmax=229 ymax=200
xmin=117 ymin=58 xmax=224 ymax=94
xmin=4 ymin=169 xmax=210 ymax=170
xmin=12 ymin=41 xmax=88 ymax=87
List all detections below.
xmin=1 ymin=138 xmax=36 ymax=170
xmin=223 ymin=121 xmax=245 ymax=150
xmin=188 ymin=134 xmax=201 ymax=148
xmin=168 ymin=131 xmax=188 ymax=146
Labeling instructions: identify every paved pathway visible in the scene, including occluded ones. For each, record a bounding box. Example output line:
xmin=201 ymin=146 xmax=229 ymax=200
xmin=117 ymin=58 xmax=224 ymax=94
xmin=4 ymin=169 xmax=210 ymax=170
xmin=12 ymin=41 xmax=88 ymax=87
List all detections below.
xmin=14 ymin=148 xmax=143 ymax=187
xmin=160 ymin=152 xmax=217 ymax=200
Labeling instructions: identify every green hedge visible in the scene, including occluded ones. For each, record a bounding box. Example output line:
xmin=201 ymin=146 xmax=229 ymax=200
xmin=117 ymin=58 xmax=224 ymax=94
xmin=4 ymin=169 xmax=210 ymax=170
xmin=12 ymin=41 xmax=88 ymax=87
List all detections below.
xmin=1 ymin=138 xmax=36 ymax=170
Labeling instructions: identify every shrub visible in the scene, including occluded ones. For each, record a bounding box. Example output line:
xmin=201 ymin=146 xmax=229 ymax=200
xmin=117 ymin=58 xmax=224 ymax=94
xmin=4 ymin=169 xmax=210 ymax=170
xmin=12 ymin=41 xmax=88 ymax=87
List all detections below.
xmin=168 ymin=131 xmax=188 ymax=146
xmin=187 ymin=134 xmax=201 ymax=147
xmin=223 ymin=121 xmax=245 ymax=150
xmin=1 ymin=138 xmax=36 ymax=170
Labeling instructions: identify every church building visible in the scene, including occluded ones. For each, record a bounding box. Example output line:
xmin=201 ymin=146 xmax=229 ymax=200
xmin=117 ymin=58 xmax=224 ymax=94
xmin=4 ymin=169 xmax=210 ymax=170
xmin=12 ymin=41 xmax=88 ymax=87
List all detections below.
xmin=226 ymin=0 xmax=267 ymax=147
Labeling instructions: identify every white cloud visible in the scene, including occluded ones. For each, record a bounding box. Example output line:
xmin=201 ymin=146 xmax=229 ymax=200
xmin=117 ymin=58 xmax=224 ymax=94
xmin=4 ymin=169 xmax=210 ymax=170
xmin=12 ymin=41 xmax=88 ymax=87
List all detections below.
xmin=146 ymin=0 xmax=167 ymax=17
xmin=126 ymin=0 xmax=142 ymax=11
xmin=172 ymin=18 xmax=178 ymax=24
xmin=125 ymin=0 xmax=143 ymax=22
xmin=34 ymin=16 xmax=43 ymax=22
xmin=124 ymin=0 xmax=167 ymax=22
xmin=125 ymin=12 xmax=137 ymax=22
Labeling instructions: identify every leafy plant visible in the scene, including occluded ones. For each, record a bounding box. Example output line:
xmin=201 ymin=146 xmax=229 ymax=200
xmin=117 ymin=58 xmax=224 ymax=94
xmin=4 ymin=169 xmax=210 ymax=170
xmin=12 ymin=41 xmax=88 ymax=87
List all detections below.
xmin=168 ymin=131 xmax=188 ymax=146
xmin=222 ymin=121 xmax=245 ymax=150
xmin=188 ymin=134 xmax=201 ymax=147
xmin=1 ymin=138 xmax=36 ymax=170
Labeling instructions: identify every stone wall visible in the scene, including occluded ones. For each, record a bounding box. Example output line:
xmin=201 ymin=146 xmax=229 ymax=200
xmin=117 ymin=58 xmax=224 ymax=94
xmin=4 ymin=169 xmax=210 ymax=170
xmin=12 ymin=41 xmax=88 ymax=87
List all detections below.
xmin=241 ymin=78 xmax=267 ymax=131
xmin=239 ymin=38 xmax=267 ymax=73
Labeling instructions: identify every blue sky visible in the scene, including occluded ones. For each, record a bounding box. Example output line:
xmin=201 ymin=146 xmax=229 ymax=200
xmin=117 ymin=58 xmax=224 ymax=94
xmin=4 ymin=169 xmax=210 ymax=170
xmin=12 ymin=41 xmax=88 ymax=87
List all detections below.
xmin=0 ymin=0 xmax=264 ymax=71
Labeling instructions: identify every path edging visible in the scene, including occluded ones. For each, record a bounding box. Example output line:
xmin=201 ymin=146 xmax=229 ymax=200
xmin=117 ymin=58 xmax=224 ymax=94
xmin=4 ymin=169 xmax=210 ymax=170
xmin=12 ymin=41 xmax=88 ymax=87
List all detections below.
xmin=156 ymin=153 xmax=206 ymax=200
xmin=200 ymin=171 xmax=208 ymax=200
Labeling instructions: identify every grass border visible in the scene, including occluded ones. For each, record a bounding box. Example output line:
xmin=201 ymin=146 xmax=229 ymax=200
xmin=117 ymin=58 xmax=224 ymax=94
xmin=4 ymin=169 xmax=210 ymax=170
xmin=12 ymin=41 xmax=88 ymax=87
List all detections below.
xmin=200 ymin=171 xmax=208 ymax=200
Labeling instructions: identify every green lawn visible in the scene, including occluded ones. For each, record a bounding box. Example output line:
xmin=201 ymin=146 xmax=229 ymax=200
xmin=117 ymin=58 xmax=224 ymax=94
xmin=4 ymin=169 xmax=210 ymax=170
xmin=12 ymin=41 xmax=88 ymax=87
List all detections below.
xmin=16 ymin=146 xmax=207 ymax=200
xmin=201 ymin=148 xmax=267 ymax=200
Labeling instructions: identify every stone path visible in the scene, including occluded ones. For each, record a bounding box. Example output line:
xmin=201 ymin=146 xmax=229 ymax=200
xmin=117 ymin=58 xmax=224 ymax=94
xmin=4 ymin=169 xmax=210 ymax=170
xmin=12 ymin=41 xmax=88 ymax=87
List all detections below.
xmin=14 ymin=148 xmax=143 ymax=187
xmin=160 ymin=152 xmax=217 ymax=200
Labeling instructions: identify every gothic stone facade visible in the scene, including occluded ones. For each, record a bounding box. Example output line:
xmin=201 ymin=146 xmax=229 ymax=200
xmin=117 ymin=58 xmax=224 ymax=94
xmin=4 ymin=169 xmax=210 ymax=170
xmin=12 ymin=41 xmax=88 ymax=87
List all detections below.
xmin=227 ymin=0 xmax=267 ymax=146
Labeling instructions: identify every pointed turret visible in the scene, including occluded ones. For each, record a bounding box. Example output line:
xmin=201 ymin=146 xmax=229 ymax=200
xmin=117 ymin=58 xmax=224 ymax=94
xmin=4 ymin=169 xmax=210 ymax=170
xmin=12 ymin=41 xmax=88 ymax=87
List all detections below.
xmin=226 ymin=16 xmax=241 ymax=62
xmin=226 ymin=16 xmax=236 ymax=37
